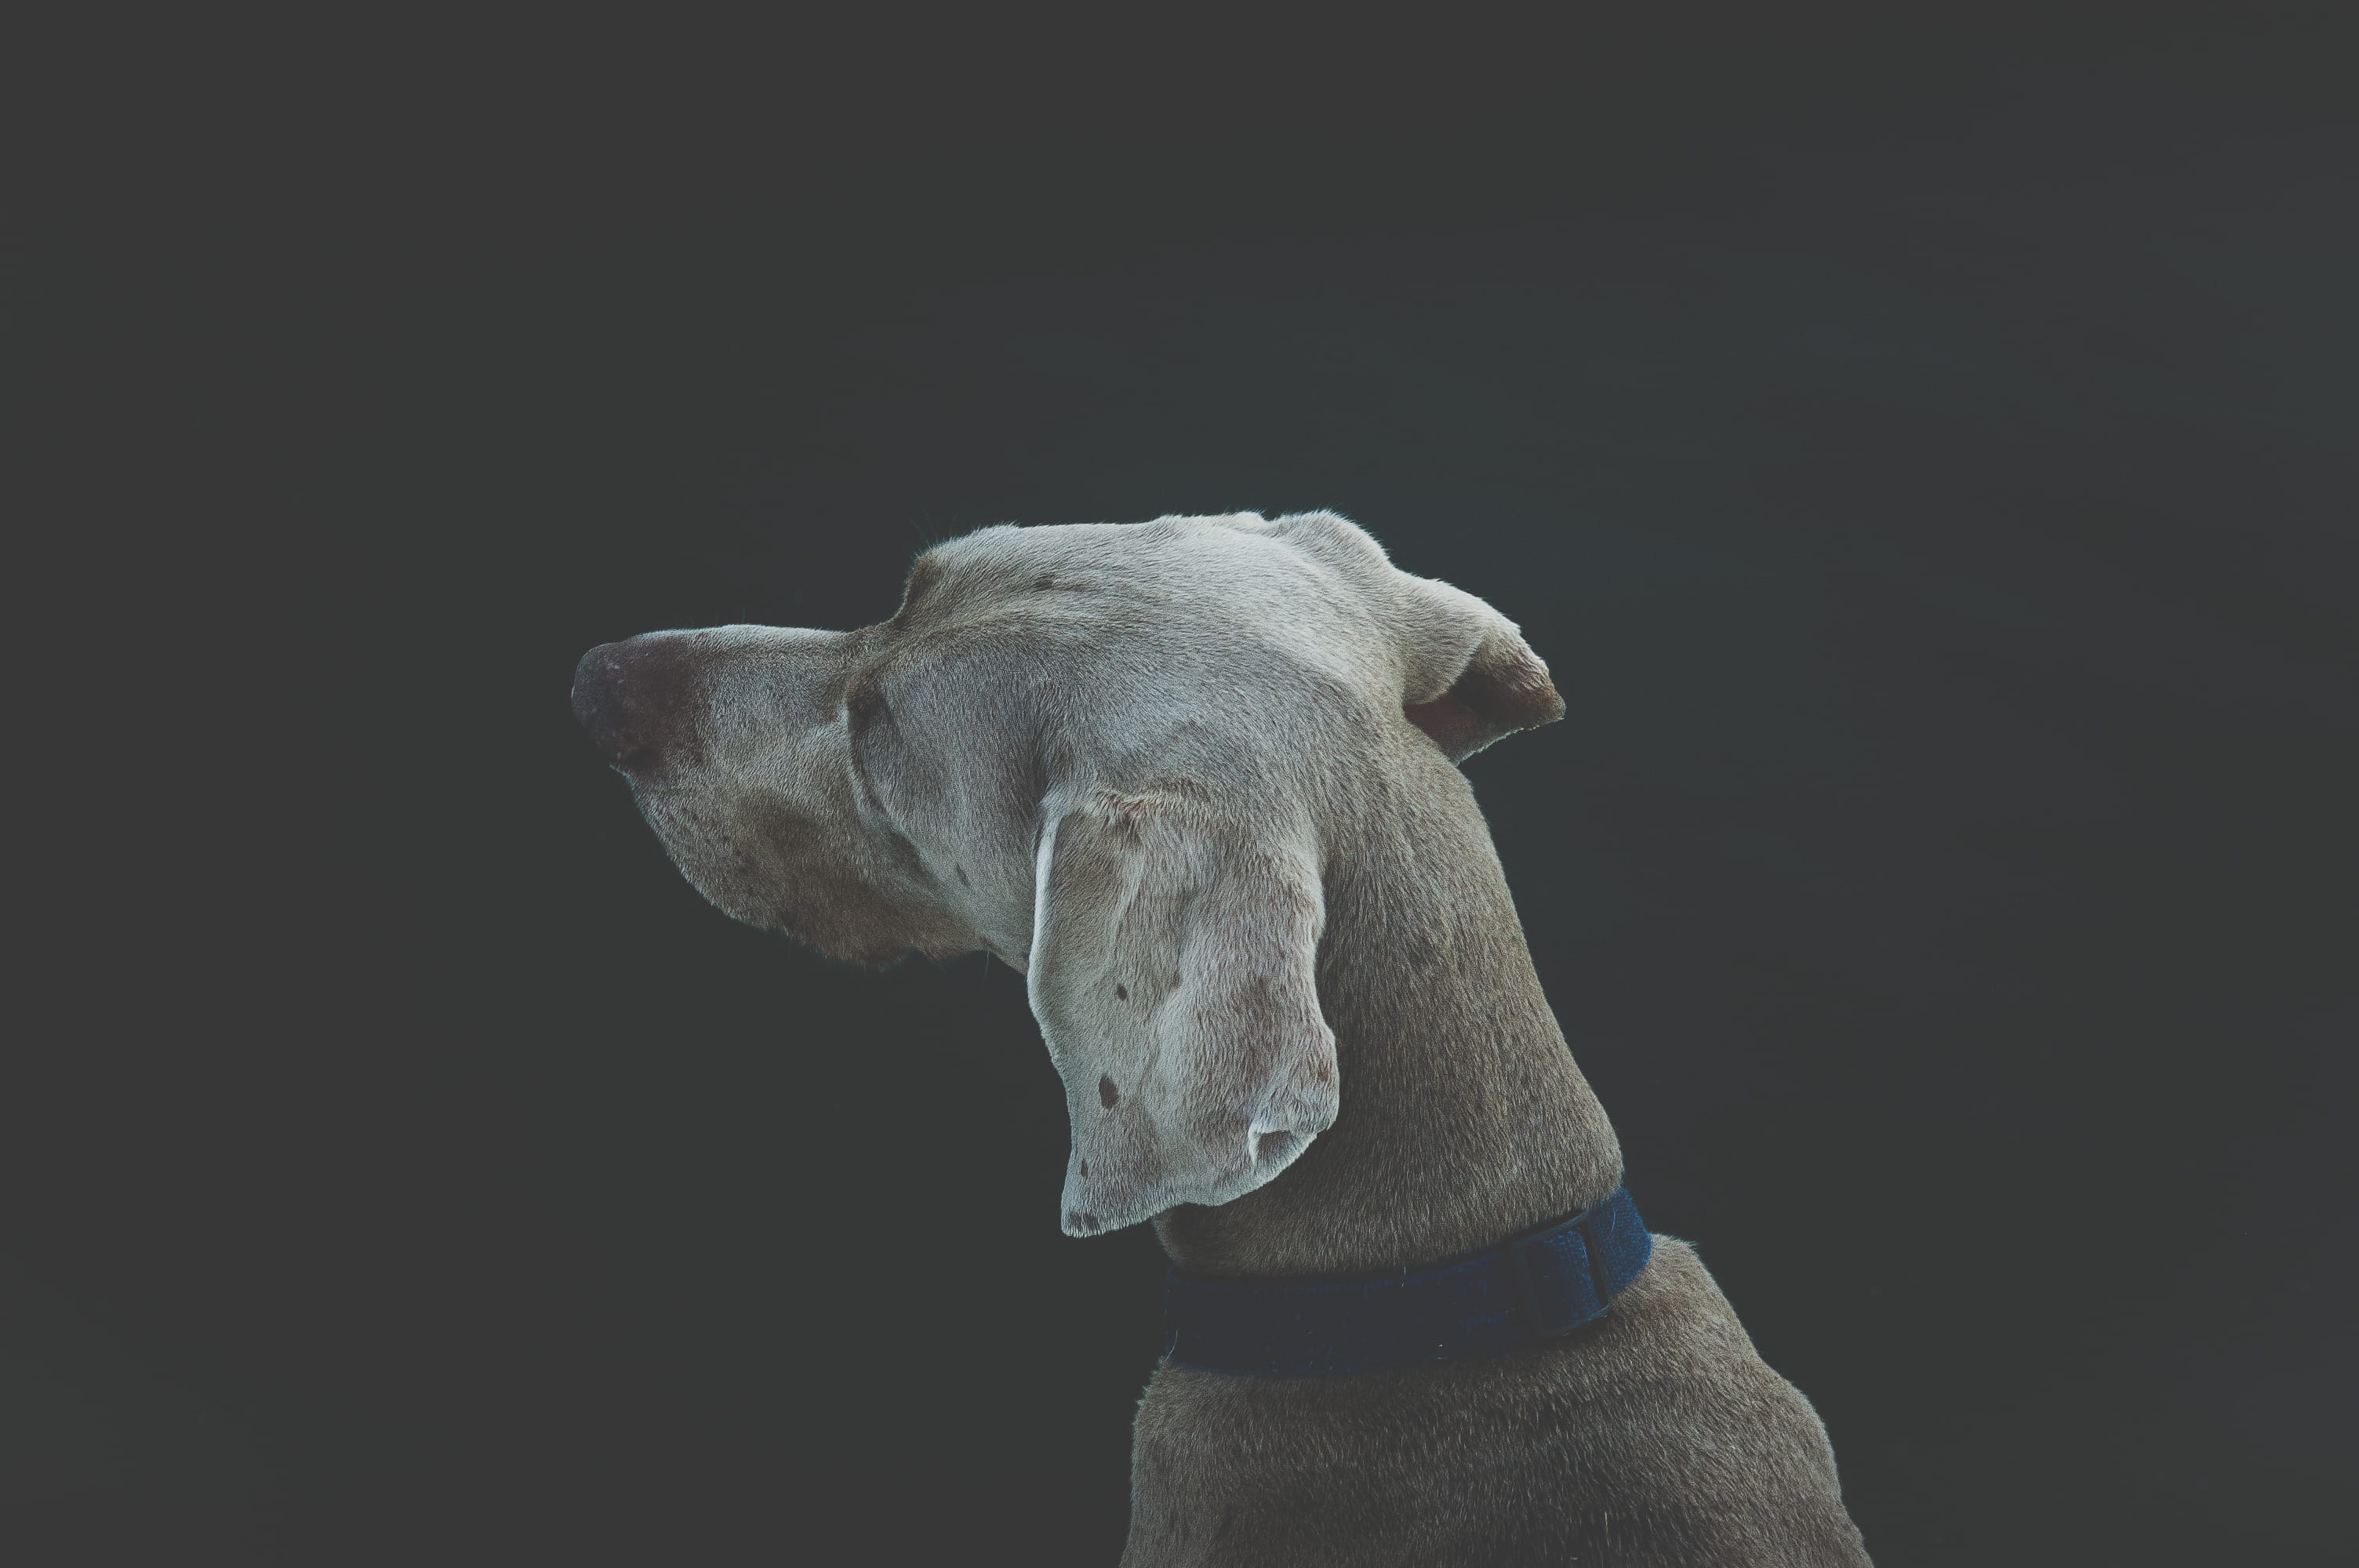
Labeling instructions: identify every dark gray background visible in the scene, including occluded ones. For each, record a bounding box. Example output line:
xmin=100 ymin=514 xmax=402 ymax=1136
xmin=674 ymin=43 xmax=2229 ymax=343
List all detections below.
xmin=16 ymin=5 xmax=2355 ymax=1563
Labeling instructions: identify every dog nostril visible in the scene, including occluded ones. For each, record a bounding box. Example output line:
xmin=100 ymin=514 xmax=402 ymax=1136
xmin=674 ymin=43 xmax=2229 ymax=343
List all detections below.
xmin=572 ymin=661 xmax=645 ymax=767
xmin=572 ymin=637 xmax=696 ymax=771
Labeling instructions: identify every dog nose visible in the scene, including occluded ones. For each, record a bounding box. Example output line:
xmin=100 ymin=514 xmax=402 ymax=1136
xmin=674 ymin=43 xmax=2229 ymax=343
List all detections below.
xmin=572 ymin=635 xmax=700 ymax=770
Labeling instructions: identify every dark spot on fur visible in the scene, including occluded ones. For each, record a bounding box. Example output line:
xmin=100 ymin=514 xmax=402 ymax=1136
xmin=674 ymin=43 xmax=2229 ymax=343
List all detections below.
xmin=1099 ymin=1075 xmax=1120 ymax=1108
xmin=1314 ymin=1058 xmax=1332 ymax=1082
xmin=1033 ymin=574 xmax=1056 ymax=590
xmin=1114 ymin=983 xmax=1128 ymax=1000
xmin=1257 ymin=1131 xmax=1292 ymax=1161
xmin=1077 ymin=1160 xmax=1088 ymax=1177
xmin=1068 ymin=1210 xmax=1100 ymax=1232
xmin=955 ymin=864 xmax=970 ymax=887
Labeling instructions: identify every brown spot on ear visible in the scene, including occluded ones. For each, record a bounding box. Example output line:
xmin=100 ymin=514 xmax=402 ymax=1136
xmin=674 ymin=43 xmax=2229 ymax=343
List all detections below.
xmin=1099 ymin=1075 xmax=1120 ymax=1109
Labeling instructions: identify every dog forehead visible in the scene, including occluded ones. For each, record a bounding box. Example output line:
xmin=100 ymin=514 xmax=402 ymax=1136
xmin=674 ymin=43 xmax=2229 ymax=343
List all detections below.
xmin=918 ymin=514 xmax=1376 ymax=626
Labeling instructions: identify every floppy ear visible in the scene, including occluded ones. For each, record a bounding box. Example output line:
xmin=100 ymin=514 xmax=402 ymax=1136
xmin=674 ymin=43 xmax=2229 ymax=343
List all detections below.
xmin=1245 ymin=511 xmax=1563 ymax=764
xmin=1394 ymin=575 xmax=1565 ymax=763
xmin=1027 ymin=786 xmax=1339 ymax=1236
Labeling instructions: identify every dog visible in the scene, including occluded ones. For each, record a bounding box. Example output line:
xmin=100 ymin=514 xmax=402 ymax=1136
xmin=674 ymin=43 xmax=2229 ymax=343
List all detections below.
xmin=572 ymin=511 xmax=1871 ymax=1565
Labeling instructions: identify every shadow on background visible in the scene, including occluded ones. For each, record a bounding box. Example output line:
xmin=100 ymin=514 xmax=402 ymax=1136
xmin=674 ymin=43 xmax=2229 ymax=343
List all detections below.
xmin=16 ymin=5 xmax=2357 ymax=1563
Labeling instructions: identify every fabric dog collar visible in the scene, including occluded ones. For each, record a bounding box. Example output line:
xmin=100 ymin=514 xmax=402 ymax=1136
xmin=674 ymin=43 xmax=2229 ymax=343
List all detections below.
xmin=1163 ymin=1186 xmax=1651 ymax=1377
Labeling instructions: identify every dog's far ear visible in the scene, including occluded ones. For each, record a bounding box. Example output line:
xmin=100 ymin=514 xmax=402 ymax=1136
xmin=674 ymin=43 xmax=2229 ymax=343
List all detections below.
xmin=1027 ymin=786 xmax=1338 ymax=1237
xmin=1393 ymin=573 xmax=1565 ymax=763
xmin=1252 ymin=510 xmax=1561 ymax=763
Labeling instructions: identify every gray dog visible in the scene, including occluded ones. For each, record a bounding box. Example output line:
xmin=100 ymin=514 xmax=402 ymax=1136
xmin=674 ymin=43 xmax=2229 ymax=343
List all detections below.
xmin=572 ymin=511 xmax=1870 ymax=1566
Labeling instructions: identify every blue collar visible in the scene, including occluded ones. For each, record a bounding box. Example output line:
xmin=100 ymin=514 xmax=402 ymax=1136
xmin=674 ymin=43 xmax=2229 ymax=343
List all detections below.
xmin=1163 ymin=1186 xmax=1651 ymax=1376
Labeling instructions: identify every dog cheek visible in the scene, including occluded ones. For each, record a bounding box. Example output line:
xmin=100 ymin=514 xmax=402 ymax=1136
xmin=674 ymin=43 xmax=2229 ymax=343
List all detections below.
xmin=722 ymin=797 xmax=972 ymax=962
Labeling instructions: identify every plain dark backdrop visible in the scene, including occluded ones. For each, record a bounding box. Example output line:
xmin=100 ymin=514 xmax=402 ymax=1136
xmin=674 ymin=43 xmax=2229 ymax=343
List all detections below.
xmin=13 ymin=5 xmax=2356 ymax=1563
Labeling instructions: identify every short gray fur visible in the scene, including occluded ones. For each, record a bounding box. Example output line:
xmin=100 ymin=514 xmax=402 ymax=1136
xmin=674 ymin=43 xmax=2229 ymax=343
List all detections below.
xmin=572 ymin=511 xmax=1872 ymax=1565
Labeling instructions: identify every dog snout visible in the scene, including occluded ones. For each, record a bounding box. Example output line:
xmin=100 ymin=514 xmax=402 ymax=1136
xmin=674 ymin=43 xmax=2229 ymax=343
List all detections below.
xmin=572 ymin=635 xmax=703 ymax=770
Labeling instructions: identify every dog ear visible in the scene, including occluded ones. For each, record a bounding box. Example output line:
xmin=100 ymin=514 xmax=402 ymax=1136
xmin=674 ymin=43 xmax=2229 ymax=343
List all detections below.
xmin=1027 ymin=786 xmax=1338 ymax=1236
xmin=1249 ymin=511 xmax=1561 ymax=763
xmin=1394 ymin=575 xmax=1565 ymax=763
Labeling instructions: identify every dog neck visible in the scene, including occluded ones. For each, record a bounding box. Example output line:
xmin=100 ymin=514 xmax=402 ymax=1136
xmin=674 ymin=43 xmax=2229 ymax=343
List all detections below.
xmin=1152 ymin=745 xmax=1623 ymax=1278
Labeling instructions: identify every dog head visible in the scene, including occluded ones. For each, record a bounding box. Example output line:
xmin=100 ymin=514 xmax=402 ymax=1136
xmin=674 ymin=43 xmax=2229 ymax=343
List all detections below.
xmin=572 ymin=512 xmax=1561 ymax=1233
